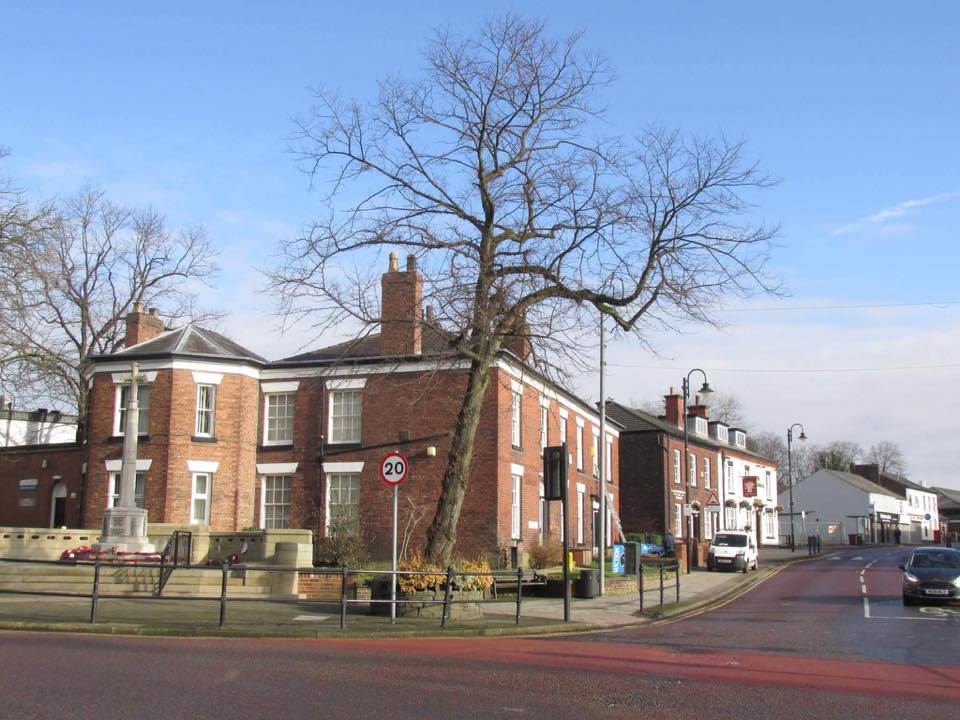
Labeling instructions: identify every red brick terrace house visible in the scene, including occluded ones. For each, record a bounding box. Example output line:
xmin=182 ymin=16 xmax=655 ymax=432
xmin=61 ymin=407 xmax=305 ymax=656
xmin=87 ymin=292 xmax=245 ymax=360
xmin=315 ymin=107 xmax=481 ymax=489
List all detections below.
xmin=608 ymin=393 xmax=779 ymax=567
xmin=3 ymin=256 xmax=621 ymax=565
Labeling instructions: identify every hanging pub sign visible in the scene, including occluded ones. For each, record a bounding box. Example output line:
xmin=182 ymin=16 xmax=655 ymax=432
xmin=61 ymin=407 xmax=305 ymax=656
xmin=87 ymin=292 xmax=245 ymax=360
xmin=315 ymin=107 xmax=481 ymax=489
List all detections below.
xmin=742 ymin=476 xmax=759 ymax=497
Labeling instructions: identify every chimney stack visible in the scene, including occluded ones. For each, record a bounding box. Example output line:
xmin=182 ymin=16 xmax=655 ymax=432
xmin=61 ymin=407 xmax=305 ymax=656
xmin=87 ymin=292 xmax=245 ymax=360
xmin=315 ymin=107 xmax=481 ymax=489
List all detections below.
xmin=380 ymin=252 xmax=423 ymax=356
xmin=124 ymin=302 xmax=164 ymax=347
xmin=664 ymin=388 xmax=684 ymax=428
xmin=687 ymin=395 xmax=709 ymax=419
xmin=502 ymin=313 xmax=532 ymax=362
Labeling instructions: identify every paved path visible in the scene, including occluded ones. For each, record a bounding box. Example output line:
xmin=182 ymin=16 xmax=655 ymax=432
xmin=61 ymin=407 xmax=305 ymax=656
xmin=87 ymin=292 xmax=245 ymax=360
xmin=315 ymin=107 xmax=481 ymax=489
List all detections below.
xmin=0 ymin=545 xmax=826 ymax=637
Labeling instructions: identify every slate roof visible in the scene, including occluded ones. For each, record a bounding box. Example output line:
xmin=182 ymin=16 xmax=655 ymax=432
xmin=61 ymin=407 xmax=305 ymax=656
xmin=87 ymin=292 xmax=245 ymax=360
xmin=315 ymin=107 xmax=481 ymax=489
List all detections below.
xmin=934 ymin=486 xmax=960 ymax=510
xmin=606 ymin=401 xmax=776 ymax=465
xmin=280 ymin=327 xmax=455 ymax=364
xmin=816 ymin=468 xmax=902 ymax=499
xmin=103 ymin=325 xmax=266 ymax=364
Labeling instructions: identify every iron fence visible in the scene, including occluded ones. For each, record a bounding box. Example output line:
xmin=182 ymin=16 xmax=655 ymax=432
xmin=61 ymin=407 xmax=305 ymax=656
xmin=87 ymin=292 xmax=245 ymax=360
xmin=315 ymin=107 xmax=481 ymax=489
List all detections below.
xmin=637 ymin=557 xmax=681 ymax=612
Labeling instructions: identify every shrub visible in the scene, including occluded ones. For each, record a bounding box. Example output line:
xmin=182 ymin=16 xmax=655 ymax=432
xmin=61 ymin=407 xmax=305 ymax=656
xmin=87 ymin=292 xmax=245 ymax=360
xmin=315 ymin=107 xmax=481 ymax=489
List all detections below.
xmin=314 ymin=511 xmax=370 ymax=567
xmin=527 ymin=539 xmax=563 ymax=569
xmin=397 ymin=553 xmax=493 ymax=593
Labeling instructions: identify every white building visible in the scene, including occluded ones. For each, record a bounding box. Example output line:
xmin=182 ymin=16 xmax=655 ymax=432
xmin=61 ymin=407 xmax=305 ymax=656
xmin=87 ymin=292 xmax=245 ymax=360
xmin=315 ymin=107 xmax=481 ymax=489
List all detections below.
xmin=779 ymin=468 xmax=903 ymax=545
xmin=1 ymin=401 xmax=78 ymax=447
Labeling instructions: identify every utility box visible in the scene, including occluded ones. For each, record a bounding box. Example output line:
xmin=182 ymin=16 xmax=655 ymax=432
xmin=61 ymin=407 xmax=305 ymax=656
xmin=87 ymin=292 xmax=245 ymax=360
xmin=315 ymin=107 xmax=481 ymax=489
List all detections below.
xmin=622 ymin=542 xmax=642 ymax=575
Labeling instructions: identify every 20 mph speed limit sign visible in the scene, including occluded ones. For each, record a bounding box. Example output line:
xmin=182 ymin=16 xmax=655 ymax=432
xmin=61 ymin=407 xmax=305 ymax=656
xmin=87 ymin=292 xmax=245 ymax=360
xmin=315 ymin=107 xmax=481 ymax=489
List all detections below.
xmin=381 ymin=452 xmax=409 ymax=485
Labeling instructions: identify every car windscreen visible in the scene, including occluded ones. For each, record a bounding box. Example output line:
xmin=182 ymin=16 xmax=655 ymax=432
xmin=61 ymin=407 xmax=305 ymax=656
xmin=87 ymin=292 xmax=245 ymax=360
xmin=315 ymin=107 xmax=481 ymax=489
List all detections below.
xmin=910 ymin=552 xmax=960 ymax=569
xmin=712 ymin=534 xmax=747 ymax=547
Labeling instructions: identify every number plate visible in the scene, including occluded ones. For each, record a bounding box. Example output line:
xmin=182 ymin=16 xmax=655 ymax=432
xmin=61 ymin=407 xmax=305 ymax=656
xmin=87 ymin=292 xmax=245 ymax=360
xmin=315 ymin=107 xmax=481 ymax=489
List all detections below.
xmin=717 ymin=558 xmax=732 ymax=564
xmin=925 ymin=589 xmax=949 ymax=595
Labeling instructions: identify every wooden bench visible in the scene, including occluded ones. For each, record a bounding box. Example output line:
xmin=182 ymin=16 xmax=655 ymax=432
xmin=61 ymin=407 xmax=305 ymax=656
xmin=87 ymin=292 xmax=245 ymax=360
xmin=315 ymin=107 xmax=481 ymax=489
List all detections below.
xmin=490 ymin=569 xmax=547 ymax=599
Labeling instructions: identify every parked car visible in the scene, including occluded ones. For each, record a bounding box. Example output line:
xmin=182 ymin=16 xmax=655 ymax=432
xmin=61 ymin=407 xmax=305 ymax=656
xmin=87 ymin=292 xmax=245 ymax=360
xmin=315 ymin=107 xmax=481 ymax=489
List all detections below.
xmin=706 ymin=531 xmax=758 ymax=573
xmin=900 ymin=547 xmax=960 ymax=606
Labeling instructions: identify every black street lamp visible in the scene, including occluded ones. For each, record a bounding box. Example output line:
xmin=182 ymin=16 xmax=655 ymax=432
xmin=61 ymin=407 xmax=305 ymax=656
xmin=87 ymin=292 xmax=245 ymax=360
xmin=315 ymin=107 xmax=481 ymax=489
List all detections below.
xmin=682 ymin=369 xmax=712 ymax=572
xmin=786 ymin=423 xmax=808 ymax=552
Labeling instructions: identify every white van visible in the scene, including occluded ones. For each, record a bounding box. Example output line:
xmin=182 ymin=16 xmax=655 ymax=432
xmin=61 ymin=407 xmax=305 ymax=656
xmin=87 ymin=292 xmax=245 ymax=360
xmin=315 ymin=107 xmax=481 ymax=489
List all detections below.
xmin=707 ymin=531 xmax=758 ymax=573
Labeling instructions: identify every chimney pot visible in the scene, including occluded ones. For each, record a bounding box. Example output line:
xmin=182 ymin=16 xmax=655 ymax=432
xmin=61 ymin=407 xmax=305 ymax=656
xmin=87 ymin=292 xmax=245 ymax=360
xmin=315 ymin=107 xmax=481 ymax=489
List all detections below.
xmin=148 ymin=307 xmax=159 ymax=318
xmin=133 ymin=301 xmax=145 ymax=314
xmin=425 ymin=305 xmax=434 ymax=322
xmin=388 ymin=252 xmax=399 ymax=272
xmin=406 ymin=254 xmax=417 ymax=272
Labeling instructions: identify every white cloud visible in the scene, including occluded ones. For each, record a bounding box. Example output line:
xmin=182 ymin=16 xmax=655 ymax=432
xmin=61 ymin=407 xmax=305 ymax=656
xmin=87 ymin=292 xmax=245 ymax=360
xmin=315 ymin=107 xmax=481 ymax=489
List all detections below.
xmin=831 ymin=190 xmax=960 ymax=236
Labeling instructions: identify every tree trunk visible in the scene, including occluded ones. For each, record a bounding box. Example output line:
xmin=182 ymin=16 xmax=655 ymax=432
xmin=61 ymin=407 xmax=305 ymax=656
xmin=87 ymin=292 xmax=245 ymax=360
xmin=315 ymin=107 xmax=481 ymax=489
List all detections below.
xmin=424 ymin=354 xmax=494 ymax=565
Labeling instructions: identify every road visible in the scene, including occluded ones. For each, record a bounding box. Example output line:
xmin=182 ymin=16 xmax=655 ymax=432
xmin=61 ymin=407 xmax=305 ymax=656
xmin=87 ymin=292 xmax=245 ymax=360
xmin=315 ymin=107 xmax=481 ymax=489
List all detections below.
xmin=1 ymin=547 xmax=957 ymax=719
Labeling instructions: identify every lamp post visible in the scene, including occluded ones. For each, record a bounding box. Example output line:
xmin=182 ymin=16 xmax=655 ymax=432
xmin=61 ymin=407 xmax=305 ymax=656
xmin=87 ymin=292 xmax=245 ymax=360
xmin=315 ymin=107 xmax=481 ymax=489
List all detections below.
xmin=786 ymin=423 xmax=808 ymax=552
xmin=682 ymin=369 xmax=713 ymax=572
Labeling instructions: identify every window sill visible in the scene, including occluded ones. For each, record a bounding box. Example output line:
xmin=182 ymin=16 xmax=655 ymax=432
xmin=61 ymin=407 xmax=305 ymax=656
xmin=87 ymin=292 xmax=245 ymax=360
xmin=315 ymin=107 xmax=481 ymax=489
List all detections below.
xmin=109 ymin=435 xmax=150 ymax=443
xmin=512 ymin=444 xmax=523 ymax=452
xmin=192 ymin=436 xmax=218 ymax=443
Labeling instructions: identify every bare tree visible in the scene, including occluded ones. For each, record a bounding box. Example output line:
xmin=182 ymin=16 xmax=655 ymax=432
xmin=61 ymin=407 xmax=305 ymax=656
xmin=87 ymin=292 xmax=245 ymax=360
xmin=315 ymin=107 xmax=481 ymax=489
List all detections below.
xmin=271 ymin=16 xmax=778 ymax=563
xmin=747 ymin=431 xmax=786 ymax=469
xmin=813 ymin=441 xmax=862 ymax=472
xmin=0 ymin=187 xmax=219 ymax=421
xmin=866 ymin=441 xmax=907 ymax=476
xmin=706 ymin=392 xmax=749 ymax=429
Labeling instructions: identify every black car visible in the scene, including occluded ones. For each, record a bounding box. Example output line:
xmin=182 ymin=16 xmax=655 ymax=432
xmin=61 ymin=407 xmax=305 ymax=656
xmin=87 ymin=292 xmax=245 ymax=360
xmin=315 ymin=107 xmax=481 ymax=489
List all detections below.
xmin=900 ymin=547 xmax=960 ymax=605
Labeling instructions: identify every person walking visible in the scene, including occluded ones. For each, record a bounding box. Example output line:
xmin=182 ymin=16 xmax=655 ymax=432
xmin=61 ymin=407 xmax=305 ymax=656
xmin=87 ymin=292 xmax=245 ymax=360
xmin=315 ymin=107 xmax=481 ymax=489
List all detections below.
xmin=894 ymin=527 xmax=902 ymax=545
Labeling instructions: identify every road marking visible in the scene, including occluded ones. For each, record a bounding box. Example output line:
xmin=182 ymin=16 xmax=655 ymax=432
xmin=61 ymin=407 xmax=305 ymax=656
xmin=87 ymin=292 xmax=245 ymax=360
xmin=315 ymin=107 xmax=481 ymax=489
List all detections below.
xmin=920 ymin=606 xmax=960 ymax=617
xmin=293 ymin=614 xmax=331 ymax=622
xmin=862 ymin=597 xmax=870 ymax=618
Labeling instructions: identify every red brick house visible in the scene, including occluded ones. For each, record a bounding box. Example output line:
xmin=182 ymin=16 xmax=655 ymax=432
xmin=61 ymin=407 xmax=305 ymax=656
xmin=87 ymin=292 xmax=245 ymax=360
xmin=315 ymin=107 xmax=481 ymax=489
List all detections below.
xmin=608 ymin=393 xmax=779 ymax=560
xmin=2 ymin=256 xmax=620 ymax=564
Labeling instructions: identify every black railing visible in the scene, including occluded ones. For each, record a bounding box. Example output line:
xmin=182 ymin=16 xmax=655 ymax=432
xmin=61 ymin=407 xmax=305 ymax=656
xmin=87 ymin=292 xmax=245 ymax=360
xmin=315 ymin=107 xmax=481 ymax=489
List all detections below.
xmin=0 ymin=557 xmax=531 ymax=630
xmin=637 ymin=557 xmax=681 ymax=612
xmin=158 ymin=530 xmax=192 ymax=595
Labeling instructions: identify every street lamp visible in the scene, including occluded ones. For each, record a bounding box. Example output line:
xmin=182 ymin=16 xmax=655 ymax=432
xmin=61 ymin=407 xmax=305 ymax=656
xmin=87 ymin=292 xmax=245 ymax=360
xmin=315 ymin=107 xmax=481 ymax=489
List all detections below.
xmin=786 ymin=423 xmax=808 ymax=552
xmin=682 ymin=369 xmax=712 ymax=572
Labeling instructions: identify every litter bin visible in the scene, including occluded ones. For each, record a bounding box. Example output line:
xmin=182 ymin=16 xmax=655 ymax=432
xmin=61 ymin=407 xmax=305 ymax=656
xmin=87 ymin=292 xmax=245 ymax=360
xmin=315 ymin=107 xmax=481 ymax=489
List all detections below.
xmin=622 ymin=542 xmax=641 ymax=575
xmin=574 ymin=569 xmax=599 ymax=598
xmin=848 ymin=533 xmax=857 ymax=546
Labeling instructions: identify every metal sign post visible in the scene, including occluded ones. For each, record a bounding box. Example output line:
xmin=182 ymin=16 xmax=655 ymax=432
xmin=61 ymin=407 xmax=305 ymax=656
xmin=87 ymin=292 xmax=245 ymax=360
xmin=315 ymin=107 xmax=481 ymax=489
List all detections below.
xmin=381 ymin=452 xmax=408 ymax=624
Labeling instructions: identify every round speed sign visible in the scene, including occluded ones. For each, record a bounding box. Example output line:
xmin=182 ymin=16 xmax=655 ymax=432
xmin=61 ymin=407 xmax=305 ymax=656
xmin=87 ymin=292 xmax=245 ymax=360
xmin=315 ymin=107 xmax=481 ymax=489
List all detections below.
xmin=381 ymin=452 xmax=409 ymax=485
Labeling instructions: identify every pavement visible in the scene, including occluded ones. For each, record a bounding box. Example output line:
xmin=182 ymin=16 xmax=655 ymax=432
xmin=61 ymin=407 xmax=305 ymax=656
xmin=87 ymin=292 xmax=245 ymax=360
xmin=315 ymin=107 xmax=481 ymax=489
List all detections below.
xmin=0 ymin=546 xmax=828 ymax=639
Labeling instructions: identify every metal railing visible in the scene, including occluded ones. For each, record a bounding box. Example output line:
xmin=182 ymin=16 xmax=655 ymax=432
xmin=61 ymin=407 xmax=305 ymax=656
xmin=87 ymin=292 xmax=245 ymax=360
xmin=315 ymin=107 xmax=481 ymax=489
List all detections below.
xmin=158 ymin=530 xmax=192 ymax=595
xmin=637 ymin=557 xmax=681 ymax=612
xmin=0 ymin=557 xmax=532 ymax=630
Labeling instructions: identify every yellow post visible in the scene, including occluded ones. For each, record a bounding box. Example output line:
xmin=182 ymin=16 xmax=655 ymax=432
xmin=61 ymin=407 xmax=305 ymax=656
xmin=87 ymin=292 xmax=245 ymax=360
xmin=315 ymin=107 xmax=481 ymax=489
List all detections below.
xmin=568 ymin=551 xmax=575 ymax=573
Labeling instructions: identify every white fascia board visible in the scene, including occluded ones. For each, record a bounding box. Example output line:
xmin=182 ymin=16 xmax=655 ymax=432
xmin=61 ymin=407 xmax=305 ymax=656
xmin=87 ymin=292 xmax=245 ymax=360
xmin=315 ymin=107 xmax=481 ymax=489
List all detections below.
xmin=323 ymin=461 xmax=365 ymax=474
xmin=187 ymin=460 xmax=220 ymax=473
xmin=104 ymin=459 xmax=152 ymax=472
xmin=510 ymin=463 xmax=525 ymax=476
xmin=256 ymin=462 xmax=299 ymax=474
xmin=90 ymin=359 xmax=261 ymax=381
xmin=495 ymin=358 xmax=618 ymax=436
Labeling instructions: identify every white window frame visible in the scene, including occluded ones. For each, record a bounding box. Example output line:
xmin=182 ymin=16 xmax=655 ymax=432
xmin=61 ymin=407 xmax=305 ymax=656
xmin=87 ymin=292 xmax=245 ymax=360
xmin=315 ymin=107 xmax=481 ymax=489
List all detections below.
xmin=538 ymin=483 xmax=545 ymax=543
xmin=688 ymin=452 xmax=696 ymax=487
xmin=325 ymin=472 xmax=360 ymax=534
xmin=605 ymin=437 xmax=613 ymax=483
xmin=704 ymin=456 xmax=711 ymax=490
xmin=195 ymin=384 xmax=216 ymax=437
xmin=674 ymin=502 xmax=683 ymax=538
xmin=576 ymin=485 xmax=585 ymax=544
xmin=704 ymin=509 xmax=714 ymax=540
xmin=114 ymin=384 xmax=151 ymax=436
xmin=107 ymin=472 xmax=146 ymax=509
xmin=673 ymin=450 xmax=681 ymax=484
xmin=592 ymin=427 xmax=600 ymax=478
xmin=575 ymin=418 xmax=584 ymax=471
xmin=511 ymin=473 xmax=522 ymax=539
xmin=328 ymin=388 xmax=363 ymax=444
xmin=540 ymin=404 xmax=548 ymax=452
xmin=261 ymin=474 xmax=292 ymax=530
xmin=560 ymin=416 xmax=568 ymax=455
xmin=765 ymin=470 xmax=773 ymax=500
xmin=726 ymin=460 xmax=734 ymax=493
xmin=511 ymin=390 xmax=522 ymax=447
xmin=190 ymin=472 xmax=212 ymax=525
xmin=263 ymin=392 xmax=295 ymax=445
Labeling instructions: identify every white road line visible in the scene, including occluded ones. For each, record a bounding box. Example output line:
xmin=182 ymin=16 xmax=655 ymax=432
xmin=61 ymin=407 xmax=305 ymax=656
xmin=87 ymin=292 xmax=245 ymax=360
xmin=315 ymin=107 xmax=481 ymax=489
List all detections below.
xmin=863 ymin=597 xmax=870 ymax=618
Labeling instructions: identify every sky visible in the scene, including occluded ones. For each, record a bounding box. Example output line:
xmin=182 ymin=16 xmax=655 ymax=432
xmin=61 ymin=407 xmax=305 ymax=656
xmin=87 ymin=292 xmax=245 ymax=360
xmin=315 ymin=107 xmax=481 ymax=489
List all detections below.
xmin=2 ymin=2 xmax=959 ymax=488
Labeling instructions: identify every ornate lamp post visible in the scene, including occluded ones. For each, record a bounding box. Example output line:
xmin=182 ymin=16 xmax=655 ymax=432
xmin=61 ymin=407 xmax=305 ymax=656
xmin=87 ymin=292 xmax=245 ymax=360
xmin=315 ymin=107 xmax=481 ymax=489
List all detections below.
xmin=682 ymin=369 xmax=712 ymax=572
xmin=786 ymin=423 xmax=808 ymax=552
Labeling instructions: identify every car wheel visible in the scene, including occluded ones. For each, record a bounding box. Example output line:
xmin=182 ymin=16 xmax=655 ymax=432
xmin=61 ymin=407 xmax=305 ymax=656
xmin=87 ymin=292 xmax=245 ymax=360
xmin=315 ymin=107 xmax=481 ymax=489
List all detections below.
xmin=753 ymin=559 xmax=759 ymax=571
xmin=741 ymin=563 xmax=748 ymax=574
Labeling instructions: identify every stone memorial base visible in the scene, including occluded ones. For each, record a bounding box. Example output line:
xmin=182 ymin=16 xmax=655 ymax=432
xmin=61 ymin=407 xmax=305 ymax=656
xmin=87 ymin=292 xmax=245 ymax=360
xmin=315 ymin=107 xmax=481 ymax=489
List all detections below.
xmin=93 ymin=506 xmax=155 ymax=554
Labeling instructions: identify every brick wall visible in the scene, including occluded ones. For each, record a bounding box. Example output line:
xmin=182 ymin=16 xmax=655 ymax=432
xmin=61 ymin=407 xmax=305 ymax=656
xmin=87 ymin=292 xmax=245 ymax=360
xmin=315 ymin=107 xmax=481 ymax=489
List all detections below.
xmin=0 ymin=445 xmax=85 ymax=528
